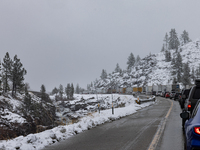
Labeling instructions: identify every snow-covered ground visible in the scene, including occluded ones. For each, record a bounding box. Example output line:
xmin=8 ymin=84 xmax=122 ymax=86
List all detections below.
xmin=0 ymin=94 xmax=155 ymax=150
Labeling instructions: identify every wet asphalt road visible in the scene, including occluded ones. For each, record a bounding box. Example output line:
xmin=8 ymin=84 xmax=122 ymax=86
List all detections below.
xmin=156 ymin=97 xmax=184 ymax=150
xmin=42 ymin=97 xmax=184 ymax=150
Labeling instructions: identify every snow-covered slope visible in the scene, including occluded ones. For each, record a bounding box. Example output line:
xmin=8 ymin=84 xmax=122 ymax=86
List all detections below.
xmin=94 ymin=38 xmax=200 ymax=88
xmin=0 ymin=94 xmax=154 ymax=150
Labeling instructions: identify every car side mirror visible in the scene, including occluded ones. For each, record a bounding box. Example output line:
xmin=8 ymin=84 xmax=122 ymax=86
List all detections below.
xmin=180 ymin=111 xmax=189 ymax=119
xmin=182 ymin=95 xmax=186 ymax=99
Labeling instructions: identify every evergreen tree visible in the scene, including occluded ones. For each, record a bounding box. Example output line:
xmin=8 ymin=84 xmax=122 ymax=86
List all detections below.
xmin=66 ymin=83 xmax=70 ymax=99
xmin=176 ymin=52 xmax=183 ymax=82
xmin=100 ymin=69 xmax=107 ymax=80
xmin=115 ymin=63 xmax=121 ymax=73
xmin=10 ymin=55 xmax=27 ymax=96
xmin=172 ymin=77 xmax=177 ymax=84
xmin=87 ymin=84 xmax=91 ymax=90
xmin=127 ymin=53 xmax=135 ymax=70
xmin=195 ymin=64 xmax=200 ymax=79
xmin=163 ymin=33 xmax=169 ymax=50
xmin=2 ymin=52 xmax=12 ymax=93
xmin=191 ymin=67 xmax=196 ymax=82
xmin=70 ymin=83 xmax=74 ymax=99
xmin=182 ymin=62 xmax=191 ymax=87
xmin=180 ymin=30 xmax=191 ymax=45
xmin=171 ymin=52 xmax=183 ymax=82
xmin=165 ymin=50 xmax=171 ymax=62
xmin=171 ymin=57 xmax=176 ymax=76
xmin=59 ymin=84 xmax=64 ymax=99
xmin=40 ymin=84 xmax=46 ymax=102
xmin=168 ymin=29 xmax=180 ymax=50
xmin=136 ymin=55 xmax=141 ymax=64
xmin=76 ymin=84 xmax=80 ymax=94
xmin=23 ymin=86 xmax=32 ymax=112
xmin=52 ymin=87 xmax=58 ymax=95
xmin=161 ymin=44 xmax=165 ymax=52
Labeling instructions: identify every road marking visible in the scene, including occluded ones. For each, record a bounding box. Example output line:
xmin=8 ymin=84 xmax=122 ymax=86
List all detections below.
xmin=147 ymin=99 xmax=173 ymax=150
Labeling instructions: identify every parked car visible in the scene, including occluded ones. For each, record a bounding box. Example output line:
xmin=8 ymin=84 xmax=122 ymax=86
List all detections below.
xmin=180 ymin=100 xmax=200 ymax=150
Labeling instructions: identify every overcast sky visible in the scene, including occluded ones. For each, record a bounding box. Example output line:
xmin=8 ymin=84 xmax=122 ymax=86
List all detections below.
xmin=1 ymin=0 xmax=200 ymax=92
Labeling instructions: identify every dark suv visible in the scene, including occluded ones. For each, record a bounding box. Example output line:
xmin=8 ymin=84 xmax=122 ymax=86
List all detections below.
xmin=179 ymin=89 xmax=191 ymax=109
xmin=184 ymin=80 xmax=200 ymax=113
xmin=182 ymin=79 xmax=200 ymax=127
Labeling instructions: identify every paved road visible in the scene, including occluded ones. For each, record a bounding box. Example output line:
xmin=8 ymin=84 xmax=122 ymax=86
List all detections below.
xmin=42 ymin=97 xmax=183 ymax=150
xmin=156 ymin=97 xmax=184 ymax=150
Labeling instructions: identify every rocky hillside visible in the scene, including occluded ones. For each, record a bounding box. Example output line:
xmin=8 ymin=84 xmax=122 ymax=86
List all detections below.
xmin=0 ymin=92 xmax=56 ymax=140
xmin=94 ymin=38 xmax=200 ymax=89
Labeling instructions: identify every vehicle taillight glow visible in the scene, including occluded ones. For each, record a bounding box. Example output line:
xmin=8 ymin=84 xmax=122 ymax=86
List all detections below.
xmin=188 ymin=104 xmax=192 ymax=109
xmin=194 ymin=127 xmax=200 ymax=135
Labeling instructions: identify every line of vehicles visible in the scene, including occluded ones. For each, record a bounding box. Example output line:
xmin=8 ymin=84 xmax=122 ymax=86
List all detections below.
xmin=152 ymin=80 xmax=200 ymax=150
xmin=152 ymin=90 xmax=181 ymax=100
xmin=177 ymin=79 xmax=200 ymax=150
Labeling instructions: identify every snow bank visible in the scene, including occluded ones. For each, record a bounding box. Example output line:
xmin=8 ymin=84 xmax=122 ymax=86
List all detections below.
xmin=0 ymin=95 xmax=154 ymax=150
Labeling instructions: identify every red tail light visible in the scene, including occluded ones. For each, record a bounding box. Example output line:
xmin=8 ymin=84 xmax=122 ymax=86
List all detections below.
xmin=194 ymin=127 xmax=200 ymax=135
xmin=188 ymin=104 xmax=192 ymax=109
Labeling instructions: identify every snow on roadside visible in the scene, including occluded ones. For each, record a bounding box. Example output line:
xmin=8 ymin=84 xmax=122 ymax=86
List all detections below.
xmin=0 ymin=95 xmax=155 ymax=150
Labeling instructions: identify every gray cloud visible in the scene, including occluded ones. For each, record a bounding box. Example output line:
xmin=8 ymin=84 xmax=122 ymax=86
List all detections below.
xmin=1 ymin=0 xmax=200 ymax=91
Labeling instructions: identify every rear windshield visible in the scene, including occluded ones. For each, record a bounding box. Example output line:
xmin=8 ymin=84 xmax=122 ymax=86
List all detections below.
xmin=193 ymin=88 xmax=200 ymax=99
xmin=184 ymin=90 xmax=190 ymax=96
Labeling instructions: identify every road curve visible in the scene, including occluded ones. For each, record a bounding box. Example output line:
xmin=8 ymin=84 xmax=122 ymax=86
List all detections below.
xmin=42 ymin=98 xmax=171 ymax=150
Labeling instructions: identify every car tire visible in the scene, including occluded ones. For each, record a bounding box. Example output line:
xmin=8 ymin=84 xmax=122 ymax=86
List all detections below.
xmin=184 ymin=134 xmax=187 ymax=150
xmin=182 ymin=118 xmax=186 ymax=128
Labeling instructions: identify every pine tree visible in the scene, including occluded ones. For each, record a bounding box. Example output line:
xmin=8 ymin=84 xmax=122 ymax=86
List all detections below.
xmin=70 ymin=83 xmax=74 ymax=99
xmin=23 ymin=86 xmax=32 ymax=112
xmin=171 ymin=57 xmax=176 ymax=76
xmin=66 ymin=83 xmax=70 ymax=99
xmin=2 ymin=52 xmax=12 ymax=93
xmin=115 ymin=63 xmax=121 ymax=73
xmin=161 ymin=44 xmax=165 ymax=52
xmin=176 ymin=52 xmax=183 ymax=82
xmin=59 ymin=84 xmax=63 ymax=99
xmin=76 ymin=84 xmax=80 ymax=94
xmin=10 ymin=55 xmax=27 ymax=96
xmin=52 ymin=87 xmax=58 ymax=95
xmin=163 ymin=33 xmax=169 ymax=50
xmin=40 ymin=84 xmax=46 ymax=102
xmin=171 ymin=52 xmax=183 ymax=82
xmin=180 ymin=30 xmax=191 ymax=45
xmin=191 ymin=67 xmax=195 ymax=82
xmin=127 ymin=53 xmax=135 ymax=70
xmin=165 ymin=50 xmax=171 ymax=62
xmin=136 ymin=55 xmax=141 ymax=64
xmin=196 ymin=64 xmax=200 ymax=79
xmin=168 ymin=29 xmax=180 ymax=50
xmin=100 ymin=69 xmax=107 ymax=80
xmin=182 ymin=62 xmax=191 ymax=87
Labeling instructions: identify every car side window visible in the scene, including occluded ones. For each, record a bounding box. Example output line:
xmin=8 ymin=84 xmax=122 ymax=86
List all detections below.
xmin=191 ymin=102 xmax=200 ymax=118
xmin=193 ymin=88 xmax=200 ymax=99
